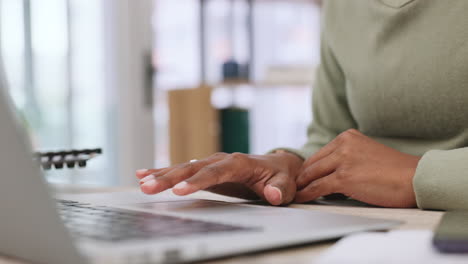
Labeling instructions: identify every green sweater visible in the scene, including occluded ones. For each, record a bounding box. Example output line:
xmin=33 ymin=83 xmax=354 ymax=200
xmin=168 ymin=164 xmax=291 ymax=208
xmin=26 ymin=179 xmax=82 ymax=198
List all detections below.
xmin=280 ymin=0 xmax=468 ymax=210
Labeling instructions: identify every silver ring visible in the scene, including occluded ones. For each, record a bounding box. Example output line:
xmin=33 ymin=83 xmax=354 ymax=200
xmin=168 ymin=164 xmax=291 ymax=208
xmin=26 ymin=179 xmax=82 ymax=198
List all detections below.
xmin=189 ymin=159 xmax=198 ymax=163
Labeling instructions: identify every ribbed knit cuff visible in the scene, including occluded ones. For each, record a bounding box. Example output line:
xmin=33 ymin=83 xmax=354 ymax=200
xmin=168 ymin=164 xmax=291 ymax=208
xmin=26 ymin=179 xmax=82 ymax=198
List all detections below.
xmin=413 ymin=149 xmax=468 ymax=210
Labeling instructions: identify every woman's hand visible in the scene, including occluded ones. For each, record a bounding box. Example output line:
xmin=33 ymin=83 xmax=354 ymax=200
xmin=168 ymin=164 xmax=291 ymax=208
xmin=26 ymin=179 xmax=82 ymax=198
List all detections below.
xmin=295 ymin=129 xmax=421 ymax=208
xmin=136 ymin=152 xmax=303 ymax=205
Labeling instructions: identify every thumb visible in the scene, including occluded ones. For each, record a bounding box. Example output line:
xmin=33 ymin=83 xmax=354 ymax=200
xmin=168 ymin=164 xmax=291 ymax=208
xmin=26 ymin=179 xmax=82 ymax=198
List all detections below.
xmin=263 ymin=172 xmax=296 ymax=206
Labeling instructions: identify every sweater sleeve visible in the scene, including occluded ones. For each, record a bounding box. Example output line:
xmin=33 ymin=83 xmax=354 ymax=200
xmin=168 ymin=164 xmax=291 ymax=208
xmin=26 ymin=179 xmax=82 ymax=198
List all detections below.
xmin=414 ymin=148 xmax=468 ymax=210
xmin=270 ymin=30 xmax=357 ymax=160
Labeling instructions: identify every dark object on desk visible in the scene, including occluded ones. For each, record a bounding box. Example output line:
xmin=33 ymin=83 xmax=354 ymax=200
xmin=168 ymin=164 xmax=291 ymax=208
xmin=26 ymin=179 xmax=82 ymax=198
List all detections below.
xmin=433 ymin=210 xmax=468 ymax=253
xmin=220 ymin=58 xmax=251 ymax=154
xmin=220 ymin=108 xmax=250 ymax=154
xmin=35 ymin=148 xmax=102 ymax=170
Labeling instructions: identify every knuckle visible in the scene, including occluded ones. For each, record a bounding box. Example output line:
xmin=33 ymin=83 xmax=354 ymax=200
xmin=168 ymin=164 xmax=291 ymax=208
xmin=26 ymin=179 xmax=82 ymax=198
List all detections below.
xmin=179 ymin=162 xmax=194 ymax=170
xmin=173 ymin=164 xmax=194 ymax=175
xmin=338 ymin=130 xmax=354 ymax=142
xmin=200 ymin=165 xmax=223 ymax=176
xmin=229 ymin=152 xmax=249 ymax=163
xmin=200 ymin=165 xmax=225 ymax=184
xmin=337 ymin=146 xmax=351 ymax=159
xmin=335 ymin=168 xmax=350 ymax=182
xmin=336 ymin=133 xmax=347 ymax=143
xmin=301 ymin=167 xmax=313 ymax=180
xmin=309 ymin=179 xmax=322 ymax=189
xmin=211 ymin=152 xmax=228 ymax=159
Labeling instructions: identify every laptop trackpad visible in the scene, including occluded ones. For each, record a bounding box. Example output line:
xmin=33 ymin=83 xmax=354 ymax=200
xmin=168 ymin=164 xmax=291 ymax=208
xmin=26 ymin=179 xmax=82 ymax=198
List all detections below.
xmin=130 ymin=200 xmax=259 ymax=213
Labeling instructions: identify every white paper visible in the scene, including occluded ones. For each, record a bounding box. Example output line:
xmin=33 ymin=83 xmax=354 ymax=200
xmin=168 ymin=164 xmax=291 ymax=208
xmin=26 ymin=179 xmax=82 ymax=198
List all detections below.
xmin=316 ymin=230 xmax=468 ymax=264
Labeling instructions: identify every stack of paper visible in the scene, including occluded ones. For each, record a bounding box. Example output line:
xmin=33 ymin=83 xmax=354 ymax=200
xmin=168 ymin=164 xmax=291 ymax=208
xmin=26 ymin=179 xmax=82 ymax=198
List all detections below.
xmin=316 ymin=231 xmax=468 ymax=264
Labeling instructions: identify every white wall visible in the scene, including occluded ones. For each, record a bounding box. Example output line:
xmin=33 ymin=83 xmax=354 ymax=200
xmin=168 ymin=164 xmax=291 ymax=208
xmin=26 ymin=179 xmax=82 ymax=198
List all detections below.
xmin=103 ymin=0 xmax=155 ymax=186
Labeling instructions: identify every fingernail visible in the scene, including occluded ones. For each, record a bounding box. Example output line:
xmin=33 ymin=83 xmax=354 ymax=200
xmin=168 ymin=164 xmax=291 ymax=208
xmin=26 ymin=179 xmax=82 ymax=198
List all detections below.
xmin=142 ymin=179 xmax=157 ymax=189
xmin=266 ymin=185 xmax=283 ymax=205
xmin=173 ymin=181 xmax=189 ymax=191
xmin=140 ymin=175 xmax=155 ymax=184
xmin=136 ymin=169 xmax=148 ymax=174
xmin=271 ymin=186 xmax=283 ymax=202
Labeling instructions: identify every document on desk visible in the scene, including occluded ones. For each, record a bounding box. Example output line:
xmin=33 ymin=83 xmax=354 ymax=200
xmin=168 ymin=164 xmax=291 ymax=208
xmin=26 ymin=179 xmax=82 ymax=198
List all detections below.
xmin=316 ymin=230 xmax=468 ymax=264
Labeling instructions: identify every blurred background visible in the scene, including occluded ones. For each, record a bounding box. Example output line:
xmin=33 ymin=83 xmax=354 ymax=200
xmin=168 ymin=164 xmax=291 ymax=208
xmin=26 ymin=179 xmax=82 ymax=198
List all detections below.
xmin=0 ymin=0 xmax=321 ymax=187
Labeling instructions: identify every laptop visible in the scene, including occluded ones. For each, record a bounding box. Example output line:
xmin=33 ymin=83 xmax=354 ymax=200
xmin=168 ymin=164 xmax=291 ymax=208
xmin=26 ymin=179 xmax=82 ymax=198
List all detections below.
xmin=0 ymin=57 xmax=400 ymax=264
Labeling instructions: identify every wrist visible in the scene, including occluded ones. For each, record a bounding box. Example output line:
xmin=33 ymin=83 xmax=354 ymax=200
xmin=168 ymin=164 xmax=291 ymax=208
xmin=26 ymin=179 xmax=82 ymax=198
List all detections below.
xmin=403 ymin=154 xmax=421 ymax=208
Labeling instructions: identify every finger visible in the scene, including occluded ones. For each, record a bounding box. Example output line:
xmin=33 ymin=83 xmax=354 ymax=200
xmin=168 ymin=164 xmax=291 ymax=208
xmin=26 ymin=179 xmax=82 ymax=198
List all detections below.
xmin=137 ymin=153 xmax=228 ymax=180
xmin=172 ymin=159 xmax=236 ymax=196
xmin=139 ymin=174 xmax=155 ymax=185
xmin=264 ymin=172 xmax=296 ymax=205
xmin=302 ymin=137 xmax=341 ymax=169
xmin=140 ymin=154 xmax=229 ymax=194
xmin=302 ymin=129 xmax=360 ymax=169
xmin=141 ymin=164 xmax=203 ymax=194
xmin=294 ymin=173 xmax=340 ymax=203
xmin=136 ymin=168 xmax=168 ymax=179
xmin=141 ymin=160 xmax=219 ymax=195
xmin=347 ymin=129 xmax=361 ymax=136
xmin=296 ymin=152 xmax=340 ymax=189
xmin=138 ymin=168 xmax=176 ymax=185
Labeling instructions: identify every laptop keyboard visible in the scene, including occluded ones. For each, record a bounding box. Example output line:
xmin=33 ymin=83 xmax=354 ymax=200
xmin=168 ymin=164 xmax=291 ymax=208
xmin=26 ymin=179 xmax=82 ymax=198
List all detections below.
xmin=57 ymin=200 xmax=253 ymax=242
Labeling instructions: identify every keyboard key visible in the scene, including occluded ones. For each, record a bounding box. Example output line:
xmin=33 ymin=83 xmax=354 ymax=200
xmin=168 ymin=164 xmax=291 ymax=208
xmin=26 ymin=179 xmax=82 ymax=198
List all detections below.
xmin=56 ymin=200 xmax=256 ymax=242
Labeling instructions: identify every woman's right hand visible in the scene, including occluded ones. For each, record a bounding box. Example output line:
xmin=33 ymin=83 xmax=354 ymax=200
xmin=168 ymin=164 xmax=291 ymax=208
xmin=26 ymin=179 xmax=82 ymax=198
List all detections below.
xmin=136 ymin=152 xmax=303 ymax=205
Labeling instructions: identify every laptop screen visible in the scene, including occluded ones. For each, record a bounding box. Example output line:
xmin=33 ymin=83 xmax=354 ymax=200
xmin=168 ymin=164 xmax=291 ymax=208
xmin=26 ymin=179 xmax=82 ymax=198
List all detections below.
xmin=0 ymin=52 xmax=23 ymax=129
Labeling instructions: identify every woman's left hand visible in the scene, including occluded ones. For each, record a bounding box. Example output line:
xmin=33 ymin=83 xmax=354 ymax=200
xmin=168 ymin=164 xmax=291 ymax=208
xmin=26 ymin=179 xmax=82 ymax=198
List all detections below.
xmin=295 ymin=129 xmax=421 ymax=208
